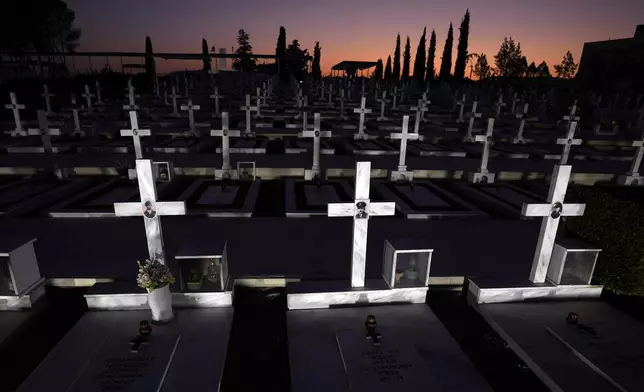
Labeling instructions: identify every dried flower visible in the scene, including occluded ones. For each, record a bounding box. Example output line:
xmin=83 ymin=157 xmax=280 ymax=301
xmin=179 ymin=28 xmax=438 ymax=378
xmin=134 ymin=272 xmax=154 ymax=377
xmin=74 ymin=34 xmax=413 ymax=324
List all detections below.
xmin=137 ymin=259 xmax=175 ymax=291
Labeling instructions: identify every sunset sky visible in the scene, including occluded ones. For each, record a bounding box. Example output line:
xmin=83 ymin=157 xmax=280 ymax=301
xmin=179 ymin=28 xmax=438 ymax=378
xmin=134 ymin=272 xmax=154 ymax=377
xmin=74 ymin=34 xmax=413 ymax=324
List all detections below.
xmin=67 ymin=0 xmax=643 ymax=75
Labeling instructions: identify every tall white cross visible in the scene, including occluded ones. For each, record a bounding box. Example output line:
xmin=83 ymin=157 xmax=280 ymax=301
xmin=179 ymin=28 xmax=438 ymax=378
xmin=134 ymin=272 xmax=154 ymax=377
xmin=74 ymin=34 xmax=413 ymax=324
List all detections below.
xmin=464 ymin=101 xmax=482 ymax=142
xmin=360 ymin=79 xmax=365 ymax=98
xmin=241 ymin=94 xmax=258 ymax=135
xmin=327 ymin=84 xmax=333 ymax=106
xmin=510 ymin=92 xmax=520 ymax=114
xmin=420 ymin=93 xmax=430 ymax=122
xmin=327 ymin=161 xmax=396 ymax=288
xmin=376 ymin=91 xmax=388 ymax=121
xmin=41 ymin=84 xmax=55 ymax=115
xmin=180 ymin=98 xmax=200 ymax=132
xmin=300 ymin=113 xmax=331 ymax=174
xmin=69 ymin=94 xmax=81 ymax=134
xmin=455 ymin=94 xmax=466 ymax=123
xmin=556 ymin=121 xmax=582 ymax=165
xmin=262 ymin=82 xmax=268 ymax=105
xmin=82 ymin=85 xmax=94 ymax=113
xmin=120 ymin=111 xmax=151 ymax=159
xmin=563 ymin=101 xmax=580 ymax=126
xmin=513 ymin=103 xmax=530 ymax=144
xmin=170 ymin=85 xmax=181 ymax=117
xmin=411 ymin=99 xmax=428 ymax=135
xmin=209 ymin=87 xmax=223 ymax=118
xmin=392 ymin=87 xmax=398 ymax=109
xmin=211 ymin=112 xmax=240 ymax=171
xmin=95 ymin=81 xmax=105 ymax=105
xmin=521 ymin=165 xmax=585 ymax=283
xmin=339 ymin=88 xmax=346 ymax=120
xmin=28 ymin=110 xmax=61 ymax=153
xmin=320 ymin=81 xmax=326 ymax=100
xmin=123 ymin=82 xmax=139 ymax=111
xmin=353 ymin=97 xmax=372 ymax=139
xmin=390 ymin=116 xmax=418 ymax=171
xmin=5 ymin=92 xmax=26 ymax=135
xmin=254 ymin=94 xmax=263 ymax=119
xmin=183 ymin=75 xmax=190 ymax=97
xmin=114 ymin=159 xmax=187 ymax=264
xmin=474 ymin=119 xmax=495 ymax=177
xmin=495 ymin=94 xmax=506 ymax=118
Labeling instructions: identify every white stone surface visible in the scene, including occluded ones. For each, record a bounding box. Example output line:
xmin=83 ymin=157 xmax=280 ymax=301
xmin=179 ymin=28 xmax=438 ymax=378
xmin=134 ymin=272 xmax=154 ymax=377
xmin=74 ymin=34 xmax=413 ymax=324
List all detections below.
xmin=85 ymin=291 xmax=233 ymax=309
xmin=287 ymin=283 xmax=427 ymax=310
xmin=120 ymin=111 xmax=151 ymax=159
xmin=468 ymin=280 xmax=602 ymax=304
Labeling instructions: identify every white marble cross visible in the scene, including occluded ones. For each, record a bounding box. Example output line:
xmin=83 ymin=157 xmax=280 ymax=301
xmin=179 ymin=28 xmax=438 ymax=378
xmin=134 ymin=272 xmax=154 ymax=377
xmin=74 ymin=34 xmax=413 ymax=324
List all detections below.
xmin=472 ymin=119 xmax=495 ymax=180
xmin=95 ymin=81 xmax=105 ymax=105
xmin=392 ymin=87 xmax=398 ymax=110
xmin=41 ymin=84 xmax=55 ymax=115
xmin=339 ymin=88 xmax=346 ymax=120
xmin=495 ymin=94 xmax=506 ymax=118
xmin=180 ymin=98 xmax=200 ymax=132
xmin=376 ymin=91 xmax=388 ymax=121
xmin=510 ymin=92 xmax=520 ymax=114
xmin=411 ymin=99 xmax=428 ymax=135
xmin=420 ymin=93 xmax=430 ymax=122
xmin=240 ymin=94 xmax=258 ymax=136
xmin=353 ymin=97 xmax=372 ymax=139
xmin=390 ymin=116 xmax=418 ymax=171
xmin=513 ymin=103 xmax=530 ymax=144
xmin=399 ymin=85 xmax=405 ymax=104
xmin=170 ymin=85 xmax=181 ymax=117
xmin=320 ymin=81 xmax=326 ymax=100
xmin=464 ymin=101 xmax=482 ymax=142
xmin=564 ymin=101 xmax=580 ymax=125
xmin=456 ymin=94 xmax=466 ymax=123
xmin=327 ymin=84 xmax=333 ymax=106
xmin=521 ymin=165 xmax=585 ymax=283
xmin=29 ymin=110 xmax=61 ymax=152
xmin=123 ymin=81 xmax=139 ymax=111
xmin=209 ymin=87 xmax=222 ymax=118
xmin=211 ymin=112 xmax=240 ymax=171
xmin=114 ymin=159 xmax=187 ymax=264
xmin=69 ymin=94 xmax=81 ymax=134
xmin=120 ymin=111 xmax=151 ymax=159
xmin=183 ymin=75 xmax=190 ymax=97
xmin=301 ymin=113 xmax=331 ymax=176
xmin=262 ymin=82 xmax=268 ymax=106
xmin=327 ymin=161 xmax=396 ymax=288
xmin=5 ymin=92 xmax=26 ymax=135
xmin=82 ymin=85 xmax=94 ymax=113
xmin=556 ymin=121 xmax=582 ymax=165
xmin=254 ymin=94 xmax=263 ymax=119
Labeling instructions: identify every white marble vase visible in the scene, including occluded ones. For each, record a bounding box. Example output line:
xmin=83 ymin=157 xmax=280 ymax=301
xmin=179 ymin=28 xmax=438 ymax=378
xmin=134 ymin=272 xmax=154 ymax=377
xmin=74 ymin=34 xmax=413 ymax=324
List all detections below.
xmin=148 ymin=285 xmax=174 ymax=323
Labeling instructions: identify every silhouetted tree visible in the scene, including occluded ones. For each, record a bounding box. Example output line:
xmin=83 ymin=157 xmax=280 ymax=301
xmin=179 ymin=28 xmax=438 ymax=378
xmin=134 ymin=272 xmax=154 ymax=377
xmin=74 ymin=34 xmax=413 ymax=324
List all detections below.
xmin=233 ymin=29 xmax=256 ymax=72
xmin=454 ymin=9 xmax=470 ymax=80
xmin=311 ymin=42 xmax=322 ymax=78
xmin=536 ymin=61 xmax=551 ymax=77
xmin=473 ymin=54 xmax=491 ymax=80
xmin=144 ymin=36 xmax=155 ymax=79
xmin=439 ymin=23 xmax=454 ymax=79
xmin=494 ymin=37 xmax=525 ymax=77
xmin=374 ymin=59 xmax=383 ymax=82
xmin=426 ymin=30 xmax=436 ymax=83
xmin=526 ymin=61 xmax=538 ymax=77
xmin=276 ymin=26 xmax=287 ymax=77
xmin=202 ymin=38 xmax=211 ymax=72
xmin=285 ymin=39 xmax=309 ymax=80
xmin=393 ymin=34 xmax=401 ymax=83
xmin=554 ymin=51 xmax=577 ymax=79
xmin=402 ymin=36 xmax=411 ymax=82
xmin=384 ymin=56 xmax=392 ymax=83
xmin=413 ymin=27 xmax=427 ymax=84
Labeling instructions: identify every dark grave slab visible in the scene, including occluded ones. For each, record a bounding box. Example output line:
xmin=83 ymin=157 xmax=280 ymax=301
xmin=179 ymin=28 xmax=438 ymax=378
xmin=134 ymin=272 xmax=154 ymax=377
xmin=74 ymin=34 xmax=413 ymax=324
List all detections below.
xmin=374 ymin=181 xmax=488 ymax=219
xmin=5 ymin=138 xmax=71 ymax=154
xmin=284 ymin=138 xmax=335 ymax=154
xmin=151 ymin=138 xmax=204 ymax=154
xmin=91 ymin=138 xmax=135 ymax=154
xmin=437 ymin=141 xmax=502 ymax=158
xmin=447 ymin=182 xmax=545 ymax=218
xmin=407 ymin=142 xmax=466 ymax=157
xmin=178 ymin=179 xmax=260 ymax=217
xmin=285 ymin=180 xmax=353 ymax=217
xmin=343 ymin=140 xmax=399 ymax=155
xmin=46 ymin=179 xmax=175 ymax=218
xmin=491 ymin=143 xmax=535 ymax=159
xmin=215 ymin=138 xmax=268 ymax=154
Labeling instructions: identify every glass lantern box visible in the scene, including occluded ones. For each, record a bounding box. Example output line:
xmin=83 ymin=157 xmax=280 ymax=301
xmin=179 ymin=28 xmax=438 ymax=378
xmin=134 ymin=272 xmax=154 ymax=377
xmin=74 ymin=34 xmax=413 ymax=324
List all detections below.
xmin=0 ymin=257 xmax=15 ymax=296
xmin=382 ymin=239 xmax=433 ymax=289
xmin=548 ymin=239 xmax=601 ymax=285
xmin=175 ymin=240 xmax=229 ymax=293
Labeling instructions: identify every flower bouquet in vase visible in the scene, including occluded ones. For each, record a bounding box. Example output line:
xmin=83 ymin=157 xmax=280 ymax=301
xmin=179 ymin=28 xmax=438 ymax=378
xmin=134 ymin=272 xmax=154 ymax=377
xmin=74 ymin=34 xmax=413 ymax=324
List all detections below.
xmin=137 ymin=259 xmax=176 ymax=323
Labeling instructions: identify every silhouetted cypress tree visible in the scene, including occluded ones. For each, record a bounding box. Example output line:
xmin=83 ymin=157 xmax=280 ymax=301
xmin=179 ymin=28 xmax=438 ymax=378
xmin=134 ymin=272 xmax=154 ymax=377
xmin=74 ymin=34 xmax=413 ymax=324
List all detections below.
xmin=439 ymin=23 xmax=454 ymax=79
xmin=374 ymin=59 xmax=383 ymax=82
xmin=312 ymin=42 xmax=322 ymax=78
xmin=412 ymin=27 xmax=427 ymax=84
xmin=144 ymin=36 xmax=155 ymax=79
xmin=276 ymin=26 xmax=287 ymax=78
xmin=454 ymin=9 xmax=470 ymax=80
xmin=384 ymin=56 xmax=392 ymax=83
xmin=426 ymin=30 xmax=436 ymax=82
xmin=202 ymin=38 xmax=211 ymax=72
xmin=402 ymin=36 xmax=411 ymax=82
xmin=392 ymin=34 xmax=401 ymax=83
